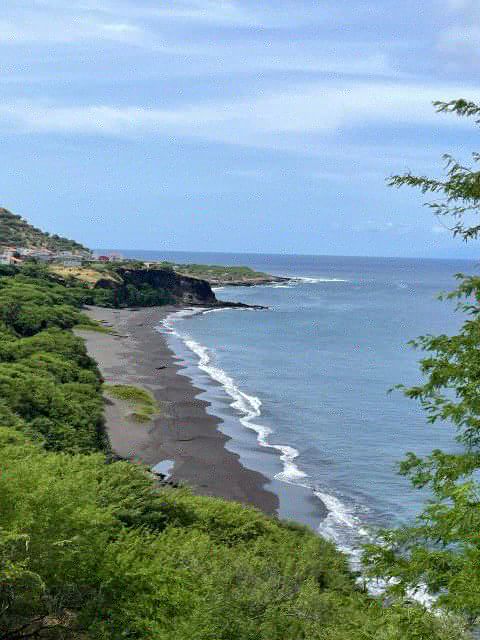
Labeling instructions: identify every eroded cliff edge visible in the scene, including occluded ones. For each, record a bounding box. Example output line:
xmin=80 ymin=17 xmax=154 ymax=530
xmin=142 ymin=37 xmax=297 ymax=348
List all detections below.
xmin=94 ymin=267 xmax=265 ymax=308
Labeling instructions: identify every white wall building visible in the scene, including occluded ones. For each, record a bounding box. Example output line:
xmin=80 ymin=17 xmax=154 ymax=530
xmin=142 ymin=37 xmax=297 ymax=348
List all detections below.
xmin=62 ymin=257 xmax=83 ymax=267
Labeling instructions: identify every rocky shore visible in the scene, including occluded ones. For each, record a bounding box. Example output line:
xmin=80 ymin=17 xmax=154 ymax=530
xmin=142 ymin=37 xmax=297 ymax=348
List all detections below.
xmin=209 ymin=275 xmax=291 ymax=287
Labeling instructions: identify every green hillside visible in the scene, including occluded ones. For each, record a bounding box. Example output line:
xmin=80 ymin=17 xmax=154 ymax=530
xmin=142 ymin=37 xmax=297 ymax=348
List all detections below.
xmin=0 ymin=207 xmax=88 ymax=252
xmin=0 ymin=265 xmax=465 ymax=639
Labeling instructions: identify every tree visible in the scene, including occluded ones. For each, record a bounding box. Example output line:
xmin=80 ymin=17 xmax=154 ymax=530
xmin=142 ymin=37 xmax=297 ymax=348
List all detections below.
xmin=364 ymin=100 xmax=480 ymax=626
xmin=389 ymin=99 xmax=480 ymax=241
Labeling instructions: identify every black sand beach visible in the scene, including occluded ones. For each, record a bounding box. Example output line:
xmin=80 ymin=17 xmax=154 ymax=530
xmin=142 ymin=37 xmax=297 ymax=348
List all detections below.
xmin=76 ymin=306 xmax=279 ymax=515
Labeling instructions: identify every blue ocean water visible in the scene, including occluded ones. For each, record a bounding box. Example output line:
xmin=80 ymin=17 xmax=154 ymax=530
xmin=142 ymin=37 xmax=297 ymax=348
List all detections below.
xmin=124 ymin=251 xmax=476 ymax=560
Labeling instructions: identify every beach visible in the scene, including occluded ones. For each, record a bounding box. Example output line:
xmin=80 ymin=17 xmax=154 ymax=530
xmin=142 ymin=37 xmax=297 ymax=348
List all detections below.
xmin=75 ymin=306 xmax=279 ymax=515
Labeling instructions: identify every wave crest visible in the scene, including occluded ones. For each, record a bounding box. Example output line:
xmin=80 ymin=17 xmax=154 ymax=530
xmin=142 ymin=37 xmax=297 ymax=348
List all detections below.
xmin=161 ymin=311 xmax=306 ymax=483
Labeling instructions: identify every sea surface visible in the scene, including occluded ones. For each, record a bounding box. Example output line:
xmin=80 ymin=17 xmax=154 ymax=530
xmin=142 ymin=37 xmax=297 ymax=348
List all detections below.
xmin=123 ymin=251 xmax=476 ymax=563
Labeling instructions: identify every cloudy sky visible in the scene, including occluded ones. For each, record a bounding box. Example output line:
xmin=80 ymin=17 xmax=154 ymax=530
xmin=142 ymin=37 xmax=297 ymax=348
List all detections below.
xmin=1 ymin=0 xmax=479 ymax=256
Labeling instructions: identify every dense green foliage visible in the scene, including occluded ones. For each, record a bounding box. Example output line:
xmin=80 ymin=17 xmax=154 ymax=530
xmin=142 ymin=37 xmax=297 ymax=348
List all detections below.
xmin=93 ymin=281 xmax=174 ymax=308
xmin=0 ymin=232 xmax=468 ymax=639
xmin=0 ymin=428 xmax=466 ymax=639
xmin=364 ymin=100 xmax=480 ymax=626
xmin=0 ymin=208 xmax=88 ymax=252
xmin=0 ymin=267 xmax=106 ymax=452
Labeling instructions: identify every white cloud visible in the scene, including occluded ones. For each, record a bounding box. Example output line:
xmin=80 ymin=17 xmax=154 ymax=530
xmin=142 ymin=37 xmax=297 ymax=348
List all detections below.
xmin=38 ymin=0 xmax=366 ymax=29
xmin=176 ymin=42 xmax=397 ymax=77
xmin=0 ymin=0 xmax=412 ymax=89
xmin=0 ymin=0 xmax=402 ymax=51
xmin=0 ymin=80 xmax=475 ymax=147
xmin=437 ymin=0 xmax=480 ymax=61
xmin=445 ymin=0 xmax=480 ymax=13
xmin=0 ymin=0 xmax=328 ymax=47
xmin=438 ymin=25 xmax=480 ymax=53
xmin=0 ymin=15 xmax=144 ymax=45
xmin=146 ymin=1 xmax=262 ymax=27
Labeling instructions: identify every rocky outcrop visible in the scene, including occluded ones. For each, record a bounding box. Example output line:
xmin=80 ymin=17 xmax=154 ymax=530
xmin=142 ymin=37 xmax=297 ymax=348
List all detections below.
xmin=94 ymin=267 xmax=266 ymax=309
xmin=207 ymin=275 xmax=291 ymax=287
xmin=120 ymin=268 xmax=217 ymax=305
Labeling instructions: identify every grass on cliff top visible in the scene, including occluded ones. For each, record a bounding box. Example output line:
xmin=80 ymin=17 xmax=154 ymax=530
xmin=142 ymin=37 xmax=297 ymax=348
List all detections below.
xmin=49 ymin=264 xmax=121 ymax=286
xmin=103 ymin=383 xmax=160 ymax=423
xmin=51 ymin=261 xmax=272 ymax=285
xmin=164 ymin=262 xmax=271 ymax=280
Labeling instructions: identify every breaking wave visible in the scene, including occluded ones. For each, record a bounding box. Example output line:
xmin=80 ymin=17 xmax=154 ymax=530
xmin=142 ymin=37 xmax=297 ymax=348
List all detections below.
xmin=160 ymin=310 xmax=306 ymax=484
xmin=296 ymin=276 xmax=350 ymax=284
xmin=159 ymin=309 xmax=379 ymax=585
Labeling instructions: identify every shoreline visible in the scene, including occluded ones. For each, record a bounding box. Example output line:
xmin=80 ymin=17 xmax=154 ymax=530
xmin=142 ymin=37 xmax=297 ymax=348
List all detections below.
xmin=76 ymin=305 xmax=279 ymax=515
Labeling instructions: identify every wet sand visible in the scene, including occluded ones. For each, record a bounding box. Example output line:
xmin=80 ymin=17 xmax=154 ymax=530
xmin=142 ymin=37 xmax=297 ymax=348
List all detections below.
xmin=75 ymin=306 xmax=279 ymax=515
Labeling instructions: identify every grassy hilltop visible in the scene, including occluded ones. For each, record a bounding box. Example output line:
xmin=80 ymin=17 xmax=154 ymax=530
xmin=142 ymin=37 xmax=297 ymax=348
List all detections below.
xmin=0 ymin=207 xmax=88 ymax=252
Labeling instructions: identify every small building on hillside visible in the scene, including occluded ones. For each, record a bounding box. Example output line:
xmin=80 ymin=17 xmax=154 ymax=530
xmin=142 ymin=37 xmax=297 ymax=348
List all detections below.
xmin=29 ymin=251 xmax=54 ymax=263
xmin=98 ymin=255 xmax=110 ymax=262
xmin=62 ymin=256 xmax=83 ymax=267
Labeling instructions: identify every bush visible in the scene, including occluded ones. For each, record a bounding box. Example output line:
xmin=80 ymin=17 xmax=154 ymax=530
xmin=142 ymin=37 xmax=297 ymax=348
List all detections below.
xmin=0 ymin=429 xmax=466 ymax=640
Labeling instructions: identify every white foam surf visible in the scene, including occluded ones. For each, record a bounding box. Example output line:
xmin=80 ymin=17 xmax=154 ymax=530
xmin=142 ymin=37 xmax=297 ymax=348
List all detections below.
xmin=158 ymin=306 xmax=437 ymax=607
xmin=202 ymin=307 xmax=231 ymax=314
xmin=160 ymin=311 xmax=386 ymax=587
xmin=159 ymin=310 xmax=436 ymax=604
xmin=264 ymin=277 xmax=349 ymax=289
xmin=314 ymin=490 xmax=367 ymax=569
xmin=314 ymin=489 xmax=437 ymax=605
xmin=296 ymin=276 xmax=350 ymax=284
xmin=160 ymin=310 xmax=307 ymax=484
xmin=160 ymin=311 xmax=370 ymax=566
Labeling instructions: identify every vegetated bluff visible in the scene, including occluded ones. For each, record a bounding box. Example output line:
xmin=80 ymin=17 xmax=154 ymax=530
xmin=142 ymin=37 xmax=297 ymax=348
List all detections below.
xmin=0 ymin=208 xmax=88 ymax=252
xmin=94 ymin=266 xmax=219 ymax=306
xmin=0 ymin=207 xmax=242 ymax=308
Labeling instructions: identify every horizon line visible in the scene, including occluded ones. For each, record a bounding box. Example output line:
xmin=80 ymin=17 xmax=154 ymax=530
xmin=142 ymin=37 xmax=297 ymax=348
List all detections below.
xmin=94 ymin=248 xmax=480 ymax=262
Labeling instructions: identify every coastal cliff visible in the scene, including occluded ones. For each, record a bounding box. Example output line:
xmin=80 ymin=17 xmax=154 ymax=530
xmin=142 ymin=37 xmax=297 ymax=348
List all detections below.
xmin=95 ymin=267 xmax=216 ymax=306
xmin=93 ymin=267 xmax=264 ymax=308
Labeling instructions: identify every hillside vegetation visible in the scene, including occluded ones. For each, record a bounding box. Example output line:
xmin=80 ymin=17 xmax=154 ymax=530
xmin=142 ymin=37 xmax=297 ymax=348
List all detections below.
xmin=0 ymin=208 xmax=88 ymax=252
xmin=0 ymin=265 xmax=466 ymax=639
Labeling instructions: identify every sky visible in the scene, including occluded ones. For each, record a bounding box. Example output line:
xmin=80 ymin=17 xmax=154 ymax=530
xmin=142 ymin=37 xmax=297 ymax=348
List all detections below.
xmin=1 ymin=0 xmax=480 ymax=257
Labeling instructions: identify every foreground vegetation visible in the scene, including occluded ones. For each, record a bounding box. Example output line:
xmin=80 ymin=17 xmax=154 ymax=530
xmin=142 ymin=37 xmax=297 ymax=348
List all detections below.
xmin=0 ymin=252 xmax=465 ymax=637
xmin=364 ymin=100 xmax=480 ymax=627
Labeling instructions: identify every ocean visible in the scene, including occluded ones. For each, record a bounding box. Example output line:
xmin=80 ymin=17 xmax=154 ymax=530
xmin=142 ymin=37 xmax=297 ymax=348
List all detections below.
xmin=123 ymin=251 xmax=475 ymax=563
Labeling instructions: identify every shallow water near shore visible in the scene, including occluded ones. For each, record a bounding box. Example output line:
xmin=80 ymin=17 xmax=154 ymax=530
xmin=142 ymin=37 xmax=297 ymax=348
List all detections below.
xmin=128 ymin=251 xmax=474 ymax=562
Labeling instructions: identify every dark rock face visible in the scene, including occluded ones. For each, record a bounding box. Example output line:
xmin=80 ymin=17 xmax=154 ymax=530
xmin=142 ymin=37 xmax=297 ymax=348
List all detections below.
xmin=94 ymin=267 xmax=267 ymax=309
xmin=118 ymin=268 xmax=218 ymax=305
